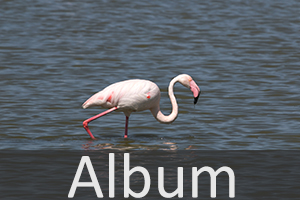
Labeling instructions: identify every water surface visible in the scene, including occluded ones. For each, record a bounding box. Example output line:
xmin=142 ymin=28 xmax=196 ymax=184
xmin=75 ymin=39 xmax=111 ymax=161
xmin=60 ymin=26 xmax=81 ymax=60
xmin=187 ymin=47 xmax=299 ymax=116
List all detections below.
xmin=1 ymin=0 xmax=299 ymax=150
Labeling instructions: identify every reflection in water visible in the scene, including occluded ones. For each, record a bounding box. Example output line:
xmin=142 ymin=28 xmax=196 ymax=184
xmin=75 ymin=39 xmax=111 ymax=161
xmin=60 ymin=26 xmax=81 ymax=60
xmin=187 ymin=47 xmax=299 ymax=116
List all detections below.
xmin=81 ymin=141 xmax=179 ymax=150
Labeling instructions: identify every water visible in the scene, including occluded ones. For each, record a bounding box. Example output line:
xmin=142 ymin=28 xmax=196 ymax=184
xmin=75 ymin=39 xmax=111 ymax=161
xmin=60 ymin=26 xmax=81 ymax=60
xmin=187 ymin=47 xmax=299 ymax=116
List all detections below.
xmin=1 ymin=0 xmax=299 ymax=150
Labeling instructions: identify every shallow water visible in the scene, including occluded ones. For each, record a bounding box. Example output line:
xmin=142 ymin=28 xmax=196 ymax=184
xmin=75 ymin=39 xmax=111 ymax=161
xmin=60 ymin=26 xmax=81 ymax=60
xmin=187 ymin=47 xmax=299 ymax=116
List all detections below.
xmin=1 ymin=0 xmax=299 ymax=150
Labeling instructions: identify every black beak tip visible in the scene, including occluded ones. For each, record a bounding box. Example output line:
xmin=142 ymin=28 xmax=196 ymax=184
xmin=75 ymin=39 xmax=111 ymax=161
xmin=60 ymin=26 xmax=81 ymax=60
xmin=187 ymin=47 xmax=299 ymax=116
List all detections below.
xmin=194 ymin=91 xmax=201 ymax=105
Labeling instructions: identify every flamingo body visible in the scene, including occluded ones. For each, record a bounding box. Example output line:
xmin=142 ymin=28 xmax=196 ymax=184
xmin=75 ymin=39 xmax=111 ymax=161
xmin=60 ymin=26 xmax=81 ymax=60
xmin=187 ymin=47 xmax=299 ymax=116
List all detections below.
xmin=82 ymin=74 xmax=201 ymax=139
xmin=83 ymin=79 xmax=160 ymax=116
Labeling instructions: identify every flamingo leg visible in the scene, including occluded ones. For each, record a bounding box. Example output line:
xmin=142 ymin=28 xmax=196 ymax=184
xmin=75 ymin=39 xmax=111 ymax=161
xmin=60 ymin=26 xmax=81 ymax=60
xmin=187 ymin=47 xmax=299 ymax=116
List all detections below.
xmin=83 ymin=107 xmax=118 ymax=139
xmin=124 ymin=116 xmax=129 ymax=138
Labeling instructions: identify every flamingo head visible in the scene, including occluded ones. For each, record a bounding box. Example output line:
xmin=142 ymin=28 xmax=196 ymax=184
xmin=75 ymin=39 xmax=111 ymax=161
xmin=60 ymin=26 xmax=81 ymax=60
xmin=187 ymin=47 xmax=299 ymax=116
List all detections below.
xmin=178 ymin=74 xmax=201 ymax=104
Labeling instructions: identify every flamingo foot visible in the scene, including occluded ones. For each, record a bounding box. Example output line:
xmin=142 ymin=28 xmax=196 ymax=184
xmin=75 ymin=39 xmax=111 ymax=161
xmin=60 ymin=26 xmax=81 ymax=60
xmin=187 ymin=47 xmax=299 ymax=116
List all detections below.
xmin=83 ymin=121 xmax=96 ymax=140
xmin=82 ymin=107 xmax=118 ymax=139
xmin=124 ymin=116 xmax=129 ymax=139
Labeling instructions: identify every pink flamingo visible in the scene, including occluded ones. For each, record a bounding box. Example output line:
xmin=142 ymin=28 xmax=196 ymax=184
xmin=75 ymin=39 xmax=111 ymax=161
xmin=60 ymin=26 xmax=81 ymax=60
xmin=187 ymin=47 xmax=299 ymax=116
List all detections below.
xmin=82 ymin=74 xmax=201 ymax=139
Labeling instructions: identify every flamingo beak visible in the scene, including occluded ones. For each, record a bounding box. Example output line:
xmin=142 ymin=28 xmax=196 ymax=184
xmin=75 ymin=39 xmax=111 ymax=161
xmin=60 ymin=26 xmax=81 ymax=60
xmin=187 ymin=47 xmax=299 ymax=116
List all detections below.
xmin=190 ymin=80 xmax=201 ymax=104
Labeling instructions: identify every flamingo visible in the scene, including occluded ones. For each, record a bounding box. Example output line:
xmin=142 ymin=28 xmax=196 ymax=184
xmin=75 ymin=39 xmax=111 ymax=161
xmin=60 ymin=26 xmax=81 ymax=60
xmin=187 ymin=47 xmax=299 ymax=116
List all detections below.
xmin=82 ymin=74 xmax=201 ymax=139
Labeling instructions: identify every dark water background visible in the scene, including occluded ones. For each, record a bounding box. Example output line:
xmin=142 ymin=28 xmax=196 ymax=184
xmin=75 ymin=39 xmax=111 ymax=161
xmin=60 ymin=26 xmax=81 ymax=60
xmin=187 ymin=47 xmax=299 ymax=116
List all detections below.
xmin=1 ymin=0 xmax=300 ymax=150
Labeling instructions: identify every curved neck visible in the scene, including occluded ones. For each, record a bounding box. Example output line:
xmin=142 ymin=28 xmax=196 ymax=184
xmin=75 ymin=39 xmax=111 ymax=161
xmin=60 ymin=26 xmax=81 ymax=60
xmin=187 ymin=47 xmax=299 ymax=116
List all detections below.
xmin=151 ymin=77 xmax=179 ymax=124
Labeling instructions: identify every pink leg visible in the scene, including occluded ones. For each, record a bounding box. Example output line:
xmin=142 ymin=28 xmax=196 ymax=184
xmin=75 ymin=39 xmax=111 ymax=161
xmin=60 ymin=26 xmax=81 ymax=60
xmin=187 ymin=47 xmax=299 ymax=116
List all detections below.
xmin=83 ymin=107 xmax=118 ymax=139
xmin=124 ymin=116 xmax=129 ymax=138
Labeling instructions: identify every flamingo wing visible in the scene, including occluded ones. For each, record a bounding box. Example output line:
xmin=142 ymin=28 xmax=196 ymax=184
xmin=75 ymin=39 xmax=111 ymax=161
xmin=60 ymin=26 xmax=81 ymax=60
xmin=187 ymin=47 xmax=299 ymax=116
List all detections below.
xmin=82 ymin=79 xmax=160 ymax=111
